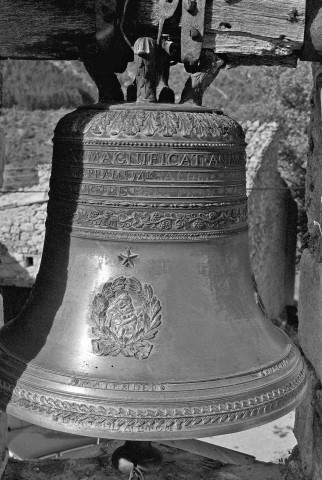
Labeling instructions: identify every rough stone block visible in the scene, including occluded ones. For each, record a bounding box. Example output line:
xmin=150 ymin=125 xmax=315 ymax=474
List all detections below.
xmin=0 ymin=128 xmax=4 ymax=189
xmin=20 ymin=223 xmax=33 ymax=232
xmin=294 ymin=361 xmax=320 ymax=479
xmin=0 ymin=415 xmax=7 ymax=479
xmin=11 ymin=253 xmax=23 ymax=262
xmin=299 ymin=249 xmax=322 ymax=381
xmin=20 ymin=232 xmax=29 ymax=242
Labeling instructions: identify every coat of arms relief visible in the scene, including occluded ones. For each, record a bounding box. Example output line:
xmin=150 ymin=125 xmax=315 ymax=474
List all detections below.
xmin=91 ymin=276 xmax=162 ymax=359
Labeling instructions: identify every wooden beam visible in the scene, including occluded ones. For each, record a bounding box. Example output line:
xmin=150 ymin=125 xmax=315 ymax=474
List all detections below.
xmin=123 ymin=0 xmax=306 ymax=65
xmin=0 ymin=0 xmax=96 ymax=59
xmin=204 ymin=0 xmax=305 ymax=55
xmin=0 ymin=0 xmax=311 ymax=64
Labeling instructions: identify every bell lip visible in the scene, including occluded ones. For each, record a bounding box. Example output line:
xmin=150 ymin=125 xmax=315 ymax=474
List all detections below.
xmin=0 ymin=358 xmax=307 ymax=440
xmin=3 ymin=400 xmax=304 ymax=440
xmin=77 ymin=101 xmax=224 ymax=114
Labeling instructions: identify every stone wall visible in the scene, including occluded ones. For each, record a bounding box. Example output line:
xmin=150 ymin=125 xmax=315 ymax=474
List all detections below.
xmin=246 ymin=121 xmax=298 ymax=320
xmin=0 ymin=109 xmax=69 ymax=192
xmin=0 ymin=130 xmax=4 ymax=189
xmin=0 ymin=166 xmax=49 ymax=287
xmin=0 ymin=61 xmax=9 ymax=476
xmin=293 ymin=63 xmax=322 ymax=480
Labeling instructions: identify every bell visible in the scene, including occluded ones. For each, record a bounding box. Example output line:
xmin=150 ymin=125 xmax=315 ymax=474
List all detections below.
xmin=0 ymin=39 xmax=306 ymax=441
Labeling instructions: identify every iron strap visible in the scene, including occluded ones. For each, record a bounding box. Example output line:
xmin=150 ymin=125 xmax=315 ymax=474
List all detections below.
xmin=181 ymin=0 xmax=206 ymax=71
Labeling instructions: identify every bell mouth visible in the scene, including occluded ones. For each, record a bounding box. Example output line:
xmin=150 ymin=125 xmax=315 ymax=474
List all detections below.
xmin=0 ymin=339 xmax=307 ymax=440
xmin=77 ymin=102 xmax=223 ymax=114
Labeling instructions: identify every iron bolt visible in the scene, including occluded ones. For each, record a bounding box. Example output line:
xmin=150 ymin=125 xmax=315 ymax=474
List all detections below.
xmin=287 ymin=7 xmax=299 ymax=23
xmin=185 ymin=0 xmax=197 ymax=13
xmin=190 ymin=28 xmax=200 ymax=40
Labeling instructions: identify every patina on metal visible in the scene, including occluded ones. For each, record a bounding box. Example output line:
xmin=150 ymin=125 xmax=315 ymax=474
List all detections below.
xmin=0 ymin=36 xmax=306 ymax=441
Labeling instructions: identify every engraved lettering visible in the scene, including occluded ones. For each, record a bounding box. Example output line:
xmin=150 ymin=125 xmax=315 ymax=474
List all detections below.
xmin=180 ymin=154 xmax=191 ymax=166
xmin=56 ymin=149 xmax=245 ymax=169
xmin=115 ymin=152 xmax=126 ymax=165
xmin=168 ymin=154 xmax=178 ymax=166
xmin=68 ymin=148 xmax=81 ymax=163
xmin=150 ymin=153 xmax=158 ymax=165
xmin=90 ymin=151 xmax=100 ymax=163
xmin=51 ymin=165 xmax=245 ymax=185
xmin=56 ymin=182 xmax=245 ymax=198
xmin=128 ymin=153 xmax=139 ymax=165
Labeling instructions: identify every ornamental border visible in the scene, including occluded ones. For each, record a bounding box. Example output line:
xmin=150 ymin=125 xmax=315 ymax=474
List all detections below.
xmin=54 ymin=107 xmax=245 ymax=145
xmin=49 ymin=223 xmax=249 ymax=241
xmin=50 ymin=198 xmax=247 ymax=209
xmin=54 ymin=138 xmax=246 ymax=150
xmin=0 ymin=366 xmax=306 ymax=432
xmin=47 ymin=204 xmax=248 ymax=234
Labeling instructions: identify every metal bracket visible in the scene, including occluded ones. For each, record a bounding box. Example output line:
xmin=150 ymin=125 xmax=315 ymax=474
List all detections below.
xmin=181 ymin=0 xmax=206 ymax=71
xmin=156 ymin=0 xmax=180 ymax=45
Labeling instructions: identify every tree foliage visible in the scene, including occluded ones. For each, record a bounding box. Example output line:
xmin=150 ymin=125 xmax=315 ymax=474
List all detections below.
xmin=3 ymin=60 xmax=96 ymax=110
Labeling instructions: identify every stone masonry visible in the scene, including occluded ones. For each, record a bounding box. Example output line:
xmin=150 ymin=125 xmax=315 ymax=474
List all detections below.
xmin=294 ymin=63 xmax=322 ymax=480
xmin=0 ymin=166 xmax=49 ymax=287
xmin=0 ymin=60 xmax=9 ymax=477
xmin=246 ymin=121 xmax=297 ymax=320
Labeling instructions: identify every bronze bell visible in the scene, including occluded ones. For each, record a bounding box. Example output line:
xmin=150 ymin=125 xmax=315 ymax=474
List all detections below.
xmin=0 ymin=39 xmax=306 ymax=441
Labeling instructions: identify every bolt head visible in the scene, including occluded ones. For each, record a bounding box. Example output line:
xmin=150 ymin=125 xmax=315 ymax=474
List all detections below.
xmin=185 ymin=0 xmax=197 ymax=13
xmin=190 ymin=28 xmax=200 ymax=40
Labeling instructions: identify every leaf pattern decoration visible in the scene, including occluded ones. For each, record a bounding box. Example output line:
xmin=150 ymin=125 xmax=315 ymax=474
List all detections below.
xmin=55 ymin=108 xmax=245 ymax=143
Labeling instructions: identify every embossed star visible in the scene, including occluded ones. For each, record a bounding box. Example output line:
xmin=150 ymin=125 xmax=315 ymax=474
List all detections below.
xmin=118 ymin=248 xmax=138 ymax=267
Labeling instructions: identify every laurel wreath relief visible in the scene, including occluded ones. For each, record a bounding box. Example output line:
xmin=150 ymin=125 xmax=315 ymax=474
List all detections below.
xmin=91 ymin=276 xmax=162 ymax=359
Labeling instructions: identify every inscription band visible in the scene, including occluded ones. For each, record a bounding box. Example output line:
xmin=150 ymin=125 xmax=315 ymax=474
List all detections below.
xmin=51 ymin=166 xmax=245 ymax=183
xmin=50 ymin=182 xmax=245 ymax=199
xmin=53 ymin=146 xmax=246 ymax=169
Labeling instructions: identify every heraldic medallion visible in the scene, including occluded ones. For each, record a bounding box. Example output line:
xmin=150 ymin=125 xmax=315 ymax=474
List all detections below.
xmin=91 ymin=276 xmax=162 ymax=359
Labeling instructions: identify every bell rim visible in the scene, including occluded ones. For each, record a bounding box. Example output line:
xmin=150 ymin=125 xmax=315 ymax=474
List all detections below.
xmin=0 ymin=353 xmax=306 ymax=440
xmin=3 ymin=395 xmax=305 ymax=441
